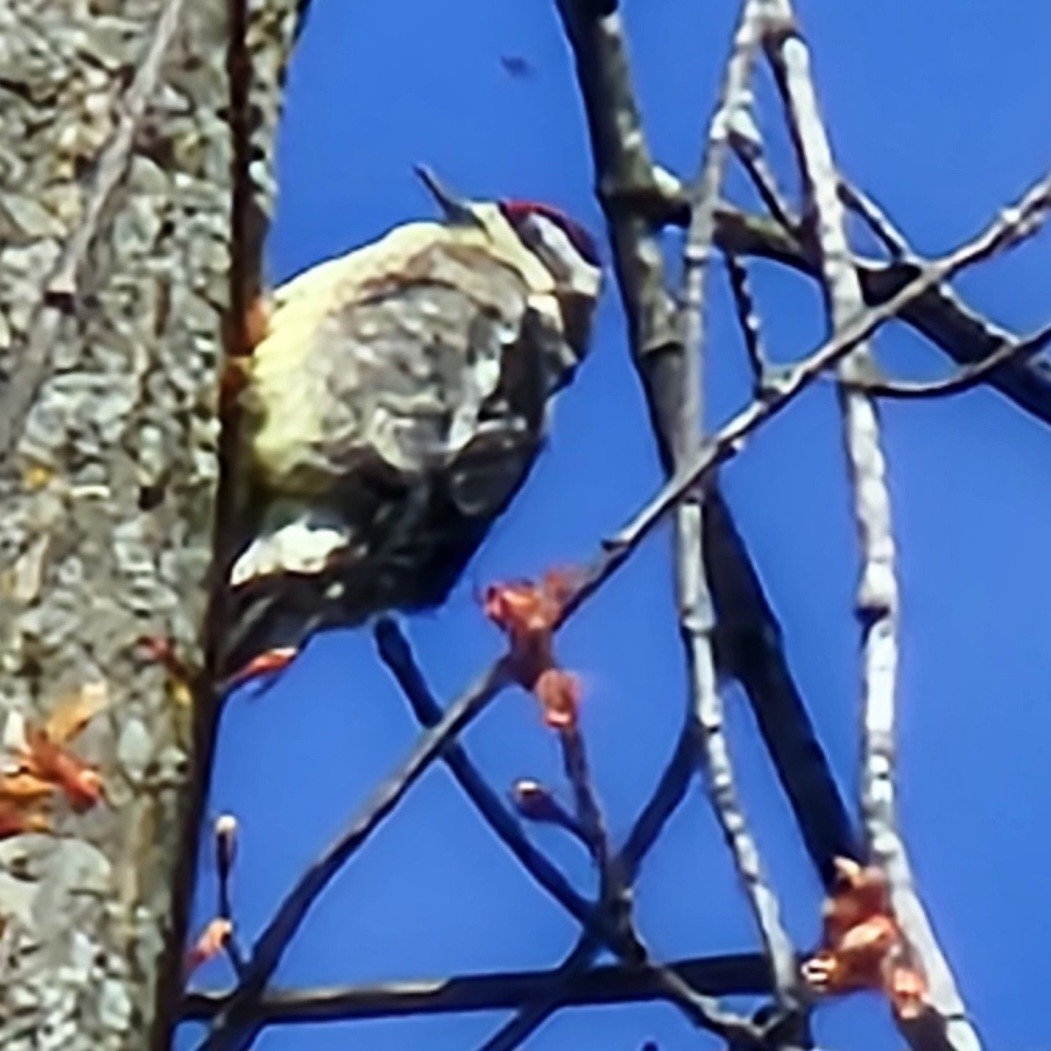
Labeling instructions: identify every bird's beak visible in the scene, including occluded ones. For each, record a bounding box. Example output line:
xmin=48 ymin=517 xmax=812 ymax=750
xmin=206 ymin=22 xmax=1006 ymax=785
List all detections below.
xmin=414 ymin=165 xmax=477 ymax=225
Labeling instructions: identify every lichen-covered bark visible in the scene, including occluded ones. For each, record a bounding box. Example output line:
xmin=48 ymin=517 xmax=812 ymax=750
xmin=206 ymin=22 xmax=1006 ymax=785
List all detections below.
xmin=0 ymin=2 xmax=300 ymax=1048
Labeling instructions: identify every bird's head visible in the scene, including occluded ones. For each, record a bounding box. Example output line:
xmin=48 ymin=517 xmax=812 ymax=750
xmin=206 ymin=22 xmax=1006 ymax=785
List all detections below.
xmin=415 ymin=166 xmax=602 ymax=360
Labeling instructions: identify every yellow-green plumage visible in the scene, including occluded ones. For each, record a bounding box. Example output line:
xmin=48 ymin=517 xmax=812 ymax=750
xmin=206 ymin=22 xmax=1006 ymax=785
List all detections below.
xmin=220 ymin=191 xmax=601 ymax=681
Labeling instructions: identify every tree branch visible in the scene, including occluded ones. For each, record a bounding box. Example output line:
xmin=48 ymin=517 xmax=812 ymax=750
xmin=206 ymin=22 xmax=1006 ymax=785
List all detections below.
xmin=556 ymin=0 xmax=856 ymax=902
xmin=475 ymin=719 xmax=703 ymax=1051
xmin=628 ymin=171 xmax=1051 ymax=431
xmin=195 ymin=660 xmax=514 ymax=1051
xmin=838 ymin=181 xmax=911 ymax=260
xmin=184 ymin=950 xmax=778 ymax=1023
xmin=556 ymin=722 xmax=640 ymax=961
xmin=374 ymin=617 xmax=648 ymax=966
xmin=765 ymin=5 xmax=981 ymax=1049
xmin=727 ymin=160 xmax=1051 ymax=411
xmin=847 ymin=320 xmax=1051 ymax=400
xmin=678 ymin=0 xmax=800 ymax=1021
xmin=706 ymin=202 xmax=1051 ymax=429
xmin=724 ymin=250 xmax=774 ymax=392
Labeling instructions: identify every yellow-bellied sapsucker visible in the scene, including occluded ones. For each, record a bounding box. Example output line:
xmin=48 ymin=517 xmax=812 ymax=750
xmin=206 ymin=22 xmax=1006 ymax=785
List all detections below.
xmin=218 ymin=169 xmax=602 ymax=683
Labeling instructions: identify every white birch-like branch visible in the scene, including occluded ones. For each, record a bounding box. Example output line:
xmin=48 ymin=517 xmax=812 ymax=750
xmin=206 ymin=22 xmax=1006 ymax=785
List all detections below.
xmin=678 ymin=0 xmax=801 ymax=1022
xmin=764 ymin=3 xmax=981 ymax=1048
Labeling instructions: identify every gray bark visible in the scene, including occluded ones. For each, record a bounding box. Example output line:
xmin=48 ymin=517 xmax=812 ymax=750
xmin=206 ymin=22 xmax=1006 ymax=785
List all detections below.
xmin=0 ymin=2 xmax=299 ymax=1048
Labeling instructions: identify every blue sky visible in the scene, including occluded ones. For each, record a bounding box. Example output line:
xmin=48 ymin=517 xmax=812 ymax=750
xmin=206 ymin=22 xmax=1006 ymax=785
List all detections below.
xmin=181 ymin=2 xmax=1051 ymax=1049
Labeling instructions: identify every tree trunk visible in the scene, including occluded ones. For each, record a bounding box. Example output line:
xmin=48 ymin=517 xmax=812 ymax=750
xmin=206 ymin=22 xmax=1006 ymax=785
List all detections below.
xmin=0 ymin=2 xmax=299 ymax=1048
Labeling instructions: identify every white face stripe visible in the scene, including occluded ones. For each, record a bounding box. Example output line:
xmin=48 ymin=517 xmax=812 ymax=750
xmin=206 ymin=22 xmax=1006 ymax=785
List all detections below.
xmin=469 ymin=202 xmax=558 ymax=296
xmin=516 ymin=212 xmax=602 ymax=297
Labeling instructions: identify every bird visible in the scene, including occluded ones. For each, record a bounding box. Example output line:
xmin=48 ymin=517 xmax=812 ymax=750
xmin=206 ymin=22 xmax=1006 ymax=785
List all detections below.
xmin=216 ymin=167 xmax=602 ymax=687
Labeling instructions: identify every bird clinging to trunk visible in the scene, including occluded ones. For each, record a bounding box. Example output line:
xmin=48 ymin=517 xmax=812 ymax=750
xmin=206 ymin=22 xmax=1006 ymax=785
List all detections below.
xmin=216 ymin=168 xmax=602 ymax=686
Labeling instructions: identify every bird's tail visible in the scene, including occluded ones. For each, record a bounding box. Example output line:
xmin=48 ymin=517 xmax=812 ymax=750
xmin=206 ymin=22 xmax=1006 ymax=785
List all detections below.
xmin=214 ymin=482 xmax=499 ymax=692
xmin=215 ymin=507 xmax=360 ymax=692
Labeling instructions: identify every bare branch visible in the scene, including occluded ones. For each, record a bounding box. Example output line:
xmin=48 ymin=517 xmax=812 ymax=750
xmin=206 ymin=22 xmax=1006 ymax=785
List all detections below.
xmin=373 ymin=617 xmax=648 ymax=965
xmin=682 ymin=500 xmax=804 ymax=1017
xmin=652 ymin=193 xmax=1051 ymax=432
xmin=183 ymin=950 xmax=778 ymax=1023
xmin=765 ymin=4 xmax=981 ymax=1049
xmin=555 ymin=0 xmax=854 ymax=910
xmin=679 ymin=0 xmax=799 ymax=1018
xmin=849 ymin=320 xmax=1051 ymax=400
xmin=702 ymin=489 xmax=861 ymax=885
xmin=196 ymin=660 xmax=514 ymax=1051
xmin=555 ymin=728 xmax=761 ymax=1046
xmin=838 ymin=181 xmax=912 ymax=261
xmin=555 ymin=725 xmax=634 ymax=953
xmin=681 ymin=1 xmax=766 ymax=407
xmin=558 ymin=729 xmax=611 ymax=869
xmin=725 ymin=250 xmax=776 ymax=393
xmin=476 ymin=720 xmax=703 ymax=1051
xmin=731 ymin=126 xmax=798 ymax=233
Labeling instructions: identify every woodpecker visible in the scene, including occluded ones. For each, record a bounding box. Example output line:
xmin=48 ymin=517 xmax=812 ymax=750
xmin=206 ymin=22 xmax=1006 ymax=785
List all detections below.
xmin=217 ymin=168 xmax=602 ymax=685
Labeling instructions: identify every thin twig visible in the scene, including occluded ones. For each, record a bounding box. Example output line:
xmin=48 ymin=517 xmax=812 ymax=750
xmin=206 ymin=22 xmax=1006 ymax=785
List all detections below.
xmin=765 ymin=5 xmax=981 ymax=1050
xmin=557 ymin=0 xmax=856 ymax=905
xmin=792 ymin=180 xmax=1051 ymax=405
xmin=557 ymin=728 xmax=611 ymax=872
xmin=477 ymin=720 xmax=701 ymax=1051
xmin=848 ymin=320 xmax=1051 ymax=400
xmin=702 ymin=489 xmax=861 ymax=885
xmin=214 ymin=816 xmax=247 ymax=977
xmin=679 ymin=0 xmax=800 ymax=1019
xmin=555 ymin=723 xmax=641 ymax=987
xmin=555 ymin=725 xmax=630 ymax=940
xmin=373 ymin=618 xmax=643 ymax=961
xmin=0 ymin=0 xmax=189 ymax=466
xmin=731 ymin=123 xmax=797 ymax=233
xmin=183 ymin=950 xmax=777 ymax=1023
xmin=838 ymin=181 xmax=911 ymax=260
xmin=665 ymin=194 xmax=1051 ymax=432
xmin=725 ymin=250 xmax=775 ymax=397
xmin=681 ymin=491 xmax=803 ymax=1024
xmin=196 ymin=660 xmax=514 ymax=1051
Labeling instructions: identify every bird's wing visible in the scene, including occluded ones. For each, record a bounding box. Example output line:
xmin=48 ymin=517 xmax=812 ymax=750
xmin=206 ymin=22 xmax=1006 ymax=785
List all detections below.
xmin=244 ymin=230 xmax=543 ymax=494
